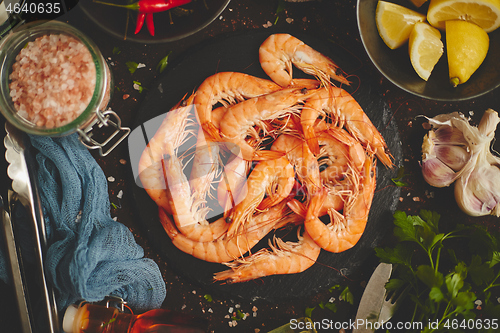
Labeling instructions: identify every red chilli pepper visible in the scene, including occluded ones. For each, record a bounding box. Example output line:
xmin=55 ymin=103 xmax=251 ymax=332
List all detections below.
xmin=94 ymin=0 xmax=192 ymax=36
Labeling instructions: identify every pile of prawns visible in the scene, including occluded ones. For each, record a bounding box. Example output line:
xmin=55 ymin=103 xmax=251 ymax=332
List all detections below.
xmin=138 ymin=33 xmax=393 ymax=283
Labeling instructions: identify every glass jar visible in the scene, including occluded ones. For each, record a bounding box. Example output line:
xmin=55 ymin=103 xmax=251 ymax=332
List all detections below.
xmin=0 ymin=20 xmax=129 ymax=156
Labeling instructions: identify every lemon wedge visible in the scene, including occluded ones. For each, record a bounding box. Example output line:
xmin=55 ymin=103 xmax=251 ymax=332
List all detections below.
xmin=408 ymin=22 xmax=444 ymax=81
xmin=376 ymin=1 xmax=427 ymax=49
xmin=427 ymin=0 xmax=500 ymax=32
xmin=446 ymin=20 xmax=489 ymax=87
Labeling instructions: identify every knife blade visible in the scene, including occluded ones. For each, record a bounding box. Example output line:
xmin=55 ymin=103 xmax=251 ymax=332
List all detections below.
xmin=352 ymin=263 xmax=393 ymax=333
xmin=1 ymin=193 xmax=33 ymax=333
xmin=4 ymin=122 xmax=60 ymax=333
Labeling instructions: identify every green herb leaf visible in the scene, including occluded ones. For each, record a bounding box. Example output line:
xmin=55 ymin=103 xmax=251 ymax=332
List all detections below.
xmin=429 ymin=286 xmax=444 ymax=303
xmin=203 ymin=294 xmax=212 ymax=302
xmin=112 ymin=46 xmax=121 ymax=55
xmin=328 ymin=284 xmax=340 ymax=292
xmin=445 ymin=272 xmax=464 ymax=298
xmin=304 ymin=306 xmax=315 ymax=318
xmin=452 ymin=291 xmax=476 ymax=314
xmin=111 ymin=202 xmax=117 ymax=209
xmin=323 ymin=302 xmax=337 ymax=313
xmin=375 ymin=243 xmax=413 ymax=267
xmin=231 ymin=309 xmax=245 ymax=321
xmin=419 ymin=209 xmax=440 ymax=234
xmin=126 ymin=61 xmax=138 ymax=74
xmin=416 ymin=265 xmax=443 ymax=288
xmin=340 ymin=286 xmax=353 ymax=305
xmin=393 ymin=211 xmax=420 ymax=243
xmin=385 ymin=278 xmax=406 ymax=291
xmin=391 ymin=166 xmax=408 ymax=187
xmin=469 ymin=255 xmax=494 ymax=286
xmin=156 ymin=51 xmax=173 ymax=73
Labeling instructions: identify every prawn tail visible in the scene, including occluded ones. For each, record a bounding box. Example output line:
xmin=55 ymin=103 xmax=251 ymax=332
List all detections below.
xmin=287 ymin=199 xmax=307 ymax=218
xmin=213 ymin=251 xmax=271 ymax=283
xmin=376 ymin=147 xmax=394 ymax=168
xmin=328 ymin=64 xmax=351 ymax=87
xmin=253 ymin=149 xmax=285 ymax=161
xmin=303 ymin=126 xmax=320 ymax=156
xmin=202 ymin=122 xmax=222 ymax=141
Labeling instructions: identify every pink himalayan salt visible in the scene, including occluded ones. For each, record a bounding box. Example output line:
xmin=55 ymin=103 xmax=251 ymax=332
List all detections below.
xmin=9 ymin=34 xmax=96 ymax=128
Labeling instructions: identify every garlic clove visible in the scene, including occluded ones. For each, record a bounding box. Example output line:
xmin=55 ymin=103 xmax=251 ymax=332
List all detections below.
xmin=433 ymin=125 xmax=468 ymax=146
xmin=421 ymin=156 xmax=457 ymax=188
xmin=434 ymin=145 xmax=470 ymax=171
xmin=455 ymin=164 xmax=500 ymax=217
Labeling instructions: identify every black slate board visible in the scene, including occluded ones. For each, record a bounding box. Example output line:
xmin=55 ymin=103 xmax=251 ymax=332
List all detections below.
xmin=128 ymin=28 xmax=403 ymax=301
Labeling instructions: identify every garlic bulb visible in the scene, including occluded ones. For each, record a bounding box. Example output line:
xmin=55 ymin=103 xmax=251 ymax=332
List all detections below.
xmin=421 ymin=109 xmax=500 ymax=217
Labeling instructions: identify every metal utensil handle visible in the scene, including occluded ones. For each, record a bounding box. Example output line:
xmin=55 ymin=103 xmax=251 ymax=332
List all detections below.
xmin=77 ymin=109 xmax=130 ymax=157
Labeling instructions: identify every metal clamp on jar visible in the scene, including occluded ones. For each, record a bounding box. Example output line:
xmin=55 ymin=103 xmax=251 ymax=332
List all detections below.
xmin=0 ymin=20 xmax=130 ymax=156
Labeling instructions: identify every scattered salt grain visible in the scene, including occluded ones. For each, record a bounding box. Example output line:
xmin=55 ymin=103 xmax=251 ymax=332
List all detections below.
xmin=286 ymin=18 xmax=294 ymax=24
xmin=192 ymin=290 xmax=196 ymax=294
xmin=117 ymin=190 xmax=123 ymax=199
xmin=228 ymin=307 xmax=234 ymax=313
xmin=133 ymin=83 xmax=141 ymax=91
xmin=208 ymin=308 xmax=213 ymax=313
xmin=137 ymin=63 xmax=146 ymax=69
xmin=181 ymin=304 xmax=187 ymax=310
xmin=235 ymin=304 xmax=240 ymax=309
xmin=263 ymin=21 xmax=273 ymax=28
xmin=329 ymin=297 xmax=335 ymax=303
xmin=107 ymin=176 xmax=115 ymax=182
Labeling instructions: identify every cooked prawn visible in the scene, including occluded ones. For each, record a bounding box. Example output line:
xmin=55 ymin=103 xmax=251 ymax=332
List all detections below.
xmin=259 ymin=33 xmax=350 ymax=87
xmin=138 ymin=95 xmax=194 ymax=215
xmin=213 ymin=228 xmax=321 ymax=283
xmin=219 ymin=86 xmax=318 ymax=161
xmin=194 ymin=72 xmax=282 ymax=141
xmin=160 ymin=201 xmax=301 ymax=263
xmin=304 ymin=158 xmax=377 ymax=253
xmin=161 ymin=154 xmax=228 ymax=242
xmin=301 ymin=86 xmax=393 ymax=167
xmin=226 ymin=156 xmax=295 ymax=237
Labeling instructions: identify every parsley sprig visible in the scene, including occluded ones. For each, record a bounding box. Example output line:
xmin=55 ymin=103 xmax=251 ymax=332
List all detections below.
xmin=376 ymin=210 xmax=500 ymax=332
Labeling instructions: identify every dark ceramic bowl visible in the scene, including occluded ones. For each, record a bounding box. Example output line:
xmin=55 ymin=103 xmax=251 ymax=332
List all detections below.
xmin=80 ymin=0 xmax=230 ymax=44
xmin=357 ymin=0 xmax=500 ymax=101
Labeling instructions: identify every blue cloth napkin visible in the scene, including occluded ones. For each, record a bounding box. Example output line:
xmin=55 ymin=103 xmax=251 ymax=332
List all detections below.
xmin=1 ymin=133 xmax=166 ymax=312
